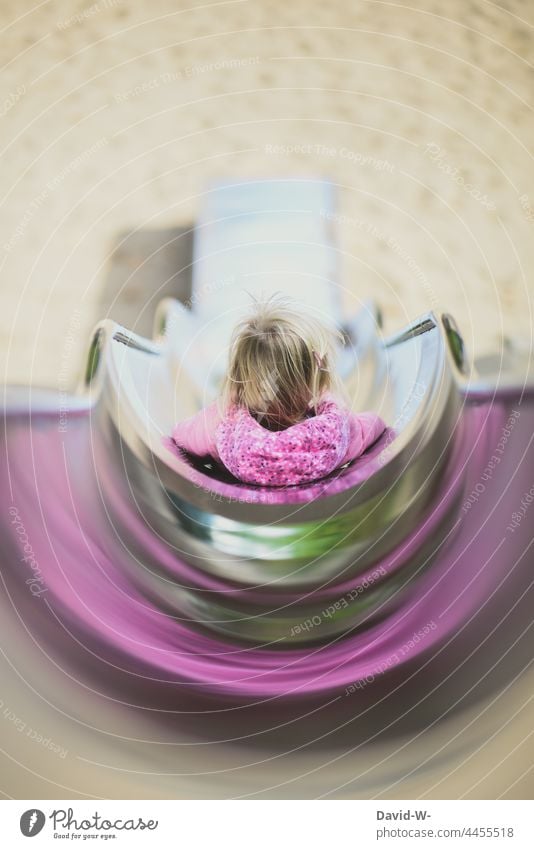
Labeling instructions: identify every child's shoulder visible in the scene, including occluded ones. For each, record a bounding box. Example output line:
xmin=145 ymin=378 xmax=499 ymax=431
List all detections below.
xmin=316 ymin=391 xmax=348 ymax=413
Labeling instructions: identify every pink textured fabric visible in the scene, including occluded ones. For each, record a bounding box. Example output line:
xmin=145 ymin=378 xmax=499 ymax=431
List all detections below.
xmin=172 ymin=396 xmax=386 ymax=487
xmin=172 ymin=401 xmax=221 ymax=460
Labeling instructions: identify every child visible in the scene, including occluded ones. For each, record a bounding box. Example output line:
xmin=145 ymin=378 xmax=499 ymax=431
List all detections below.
xmin=171 ymin=295 xmax=386 ymax=486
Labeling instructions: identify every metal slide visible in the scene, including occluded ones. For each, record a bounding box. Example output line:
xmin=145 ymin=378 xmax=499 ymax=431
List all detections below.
xmin=1 ymin=180 xmax=533 ymax=798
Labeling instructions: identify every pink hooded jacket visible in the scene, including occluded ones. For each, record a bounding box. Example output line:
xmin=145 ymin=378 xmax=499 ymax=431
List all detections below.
xmin=171 ymin=395 xmax=386 ymax=487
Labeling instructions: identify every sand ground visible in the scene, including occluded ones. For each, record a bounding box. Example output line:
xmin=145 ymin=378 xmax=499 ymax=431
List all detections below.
xmin=0 ymin=0 xmax=533 ymax=389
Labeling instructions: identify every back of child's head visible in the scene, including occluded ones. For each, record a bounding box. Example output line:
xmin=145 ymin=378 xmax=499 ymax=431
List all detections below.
xmin=222 ymin=293 xmax=344 ymax=429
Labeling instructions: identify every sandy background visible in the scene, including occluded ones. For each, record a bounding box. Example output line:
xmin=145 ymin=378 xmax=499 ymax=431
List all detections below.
xmin=0 ymin=0 xmax=533 ymax=388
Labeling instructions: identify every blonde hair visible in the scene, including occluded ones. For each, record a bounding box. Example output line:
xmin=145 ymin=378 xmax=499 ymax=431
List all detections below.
xmin=221 ymin=293 xmax=345 ymax=429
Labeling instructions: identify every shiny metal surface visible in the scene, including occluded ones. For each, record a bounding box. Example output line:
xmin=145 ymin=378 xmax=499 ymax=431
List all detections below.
xmin=1 ymin=357 xmax=532 ymax=798
xmin=1 ymin=180 xmax=533 ymax=799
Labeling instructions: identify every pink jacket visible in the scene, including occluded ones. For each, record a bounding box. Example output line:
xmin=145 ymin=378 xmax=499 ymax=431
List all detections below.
xmin=171 ymin=395 xmax=386 ymax=487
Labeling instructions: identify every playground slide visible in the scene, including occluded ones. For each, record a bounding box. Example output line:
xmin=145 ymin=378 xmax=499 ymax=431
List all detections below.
xmin=1 ymin=179 xmax=533 ymax=799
